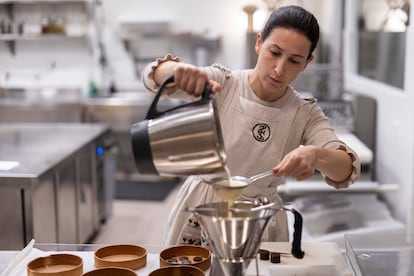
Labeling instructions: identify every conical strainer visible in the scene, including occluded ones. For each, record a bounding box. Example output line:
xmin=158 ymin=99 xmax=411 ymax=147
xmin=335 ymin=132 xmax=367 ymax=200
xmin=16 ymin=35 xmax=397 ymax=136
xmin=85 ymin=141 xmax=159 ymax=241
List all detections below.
xmin=188 ymin=200 xmax=305 ymax=276
xmin=188 ymin=201 xmax=277 ymax=276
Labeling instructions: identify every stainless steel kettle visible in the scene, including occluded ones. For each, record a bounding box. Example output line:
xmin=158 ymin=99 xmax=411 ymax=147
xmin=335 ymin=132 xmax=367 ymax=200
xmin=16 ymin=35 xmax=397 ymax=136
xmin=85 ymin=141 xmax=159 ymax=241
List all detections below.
xmin=130 ymin=75 xmax=227 ymax=176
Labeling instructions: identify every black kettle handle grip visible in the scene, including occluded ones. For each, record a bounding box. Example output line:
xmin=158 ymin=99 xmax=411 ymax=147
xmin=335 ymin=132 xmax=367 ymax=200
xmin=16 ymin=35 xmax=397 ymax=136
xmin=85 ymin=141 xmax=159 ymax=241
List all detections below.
xmin=145 ymin=75 xmax=212 ymax=119
xmin=283 ymin=207 xmax=305 ymax=259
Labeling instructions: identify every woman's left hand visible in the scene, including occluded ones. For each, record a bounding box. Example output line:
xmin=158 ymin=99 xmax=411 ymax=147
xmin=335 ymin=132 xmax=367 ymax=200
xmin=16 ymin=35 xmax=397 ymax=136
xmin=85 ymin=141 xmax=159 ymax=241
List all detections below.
xmin=272 ymin=145 xmax=318 ymax=181
xmin=273 ymin=145 xmax=353 ymax=183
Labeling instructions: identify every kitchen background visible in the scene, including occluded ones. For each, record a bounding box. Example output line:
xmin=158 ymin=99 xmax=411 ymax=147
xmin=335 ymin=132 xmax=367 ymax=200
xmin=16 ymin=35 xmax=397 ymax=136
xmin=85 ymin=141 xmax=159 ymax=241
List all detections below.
xmin=1 ymin=0 xmax=414 ymax=251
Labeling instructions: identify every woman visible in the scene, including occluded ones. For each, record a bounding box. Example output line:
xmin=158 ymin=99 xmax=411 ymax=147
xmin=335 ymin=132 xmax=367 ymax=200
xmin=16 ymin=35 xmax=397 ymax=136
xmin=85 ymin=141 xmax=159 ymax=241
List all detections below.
xmin=142 ymin=5 xmax=360 ymax=245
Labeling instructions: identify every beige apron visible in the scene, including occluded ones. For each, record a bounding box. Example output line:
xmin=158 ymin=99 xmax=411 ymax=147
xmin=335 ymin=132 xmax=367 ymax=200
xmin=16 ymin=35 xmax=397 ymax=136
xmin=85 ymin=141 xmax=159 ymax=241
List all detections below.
xmin=164 ymin=70 xmax=300 ymax=245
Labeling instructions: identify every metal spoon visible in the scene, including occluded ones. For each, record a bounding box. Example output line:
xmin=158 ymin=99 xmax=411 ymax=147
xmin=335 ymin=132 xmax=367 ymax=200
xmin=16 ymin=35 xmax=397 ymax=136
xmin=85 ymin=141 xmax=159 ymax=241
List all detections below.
xmin=232 ymin=170 xmax=274 ymax=185
xmin=213 ymin=169 xmax=274 ymax=187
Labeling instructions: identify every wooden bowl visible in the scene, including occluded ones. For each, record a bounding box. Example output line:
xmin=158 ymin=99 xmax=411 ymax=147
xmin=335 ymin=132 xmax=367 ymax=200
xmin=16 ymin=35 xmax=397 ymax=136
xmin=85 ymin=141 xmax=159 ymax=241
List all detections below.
xmin=83 ymin=267 xmax=137 ymax=276
xmin=149 ymin=265 xmax=204 ymax=276
xmin=159 ymin=245 xmax=211 ymax=271
xmin=94 ymin=244 xmax=147 ymax=270
xmin=27 ymin=253 xmax=83 ymax=276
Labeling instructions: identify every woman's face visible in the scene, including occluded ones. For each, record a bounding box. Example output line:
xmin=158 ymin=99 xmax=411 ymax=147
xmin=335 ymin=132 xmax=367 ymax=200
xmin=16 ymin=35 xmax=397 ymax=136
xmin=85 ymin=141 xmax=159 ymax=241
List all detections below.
xmin=251 ymin=27 xmax=313 ymax=101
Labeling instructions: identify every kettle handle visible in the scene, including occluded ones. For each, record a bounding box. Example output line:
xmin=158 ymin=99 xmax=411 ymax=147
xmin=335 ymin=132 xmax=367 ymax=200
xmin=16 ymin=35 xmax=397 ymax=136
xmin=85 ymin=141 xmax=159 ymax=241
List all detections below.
xmin=145 ymin=75 xmax=213 ymax=120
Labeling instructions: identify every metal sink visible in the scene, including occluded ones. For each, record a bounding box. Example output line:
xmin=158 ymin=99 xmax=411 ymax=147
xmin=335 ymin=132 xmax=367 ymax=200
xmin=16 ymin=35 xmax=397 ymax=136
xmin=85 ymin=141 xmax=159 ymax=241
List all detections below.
xmin=83 ymin=91 xmax=183 ymax=132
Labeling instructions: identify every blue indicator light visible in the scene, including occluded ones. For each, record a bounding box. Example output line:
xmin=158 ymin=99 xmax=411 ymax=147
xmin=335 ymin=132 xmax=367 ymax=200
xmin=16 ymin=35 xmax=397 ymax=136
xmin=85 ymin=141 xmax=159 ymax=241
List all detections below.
xmin=96 ymin=146 xmax=104 ymax=155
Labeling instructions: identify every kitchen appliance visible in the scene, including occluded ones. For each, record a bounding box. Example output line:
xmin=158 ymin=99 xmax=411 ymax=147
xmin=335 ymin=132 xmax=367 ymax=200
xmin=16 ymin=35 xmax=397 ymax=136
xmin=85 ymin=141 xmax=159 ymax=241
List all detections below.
xmin=345 ymin=232 xmax=414 ymax=276
xmin=130 ymin=75 xmax=227 ymax=176
xmin=188 ymin=200 xmax=304 ymax=276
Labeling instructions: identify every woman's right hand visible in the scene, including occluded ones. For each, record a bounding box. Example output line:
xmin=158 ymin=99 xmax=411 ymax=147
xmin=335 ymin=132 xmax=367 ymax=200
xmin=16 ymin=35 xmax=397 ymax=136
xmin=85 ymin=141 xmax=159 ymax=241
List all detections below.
xmin=173 ymin=63 xmax=221 ymax=96
xmin=154 ymin=60 xmax=221 ymax=96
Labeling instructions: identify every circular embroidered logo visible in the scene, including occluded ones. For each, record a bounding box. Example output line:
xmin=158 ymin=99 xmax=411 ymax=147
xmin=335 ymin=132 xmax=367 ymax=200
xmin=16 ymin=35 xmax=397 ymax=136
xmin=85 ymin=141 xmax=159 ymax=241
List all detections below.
xmin=252 ymin=123 xmax=271 ymax=142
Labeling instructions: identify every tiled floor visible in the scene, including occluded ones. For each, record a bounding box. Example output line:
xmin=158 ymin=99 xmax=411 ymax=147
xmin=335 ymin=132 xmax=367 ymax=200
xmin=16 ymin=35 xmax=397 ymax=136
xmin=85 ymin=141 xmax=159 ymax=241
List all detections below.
xmin=92 ymin=184 xmax=180 ymax=246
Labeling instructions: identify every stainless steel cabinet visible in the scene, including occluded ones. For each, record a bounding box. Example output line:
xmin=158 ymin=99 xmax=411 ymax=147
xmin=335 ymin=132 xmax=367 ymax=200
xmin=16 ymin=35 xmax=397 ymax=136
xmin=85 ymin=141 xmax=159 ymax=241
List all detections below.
xmin=0 ymin=123 xmax=115 ymax=249
xmin=0 ymin=102 xmax=83 ymax=123
xmin=0 ymin=188 xmax=24 ymax=248
xmin=77 ymin=145 xmax=96 ymax=244
xmin=32 ymin=172 xmax=58 ymax=244
xmin=57 ymin=158 xmax=78 ymax=244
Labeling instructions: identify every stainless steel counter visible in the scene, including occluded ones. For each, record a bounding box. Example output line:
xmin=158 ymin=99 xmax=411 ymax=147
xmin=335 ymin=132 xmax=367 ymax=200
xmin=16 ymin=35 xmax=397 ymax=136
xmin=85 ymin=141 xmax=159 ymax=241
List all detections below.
xmin=0 ymin=91 xmax=183 ymax=180
xmin=0 ymin=123 xmax=116 ymax=250
xmin=0 ymin=242 xmax=352 ymax=275
xmin=0 ymin=123 xmax=107 ymax=183
xmin=0 ymin=98 xmax=83 ymax=123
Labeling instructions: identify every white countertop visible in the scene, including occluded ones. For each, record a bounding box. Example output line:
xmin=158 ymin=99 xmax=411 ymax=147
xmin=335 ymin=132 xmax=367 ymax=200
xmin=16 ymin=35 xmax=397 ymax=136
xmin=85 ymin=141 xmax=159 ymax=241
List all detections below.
xmin=337 ymin=132 xmax=373 ymax=165
xmin=246 ymin=242 xmax=352 ymax=276
xmin=0 ymin=241 xmax=352 ymax=276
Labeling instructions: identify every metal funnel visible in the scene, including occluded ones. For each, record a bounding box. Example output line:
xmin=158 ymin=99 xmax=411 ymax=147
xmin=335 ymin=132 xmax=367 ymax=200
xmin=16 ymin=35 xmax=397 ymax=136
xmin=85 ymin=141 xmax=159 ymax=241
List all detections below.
xmin=190 ymin=201 xmax=277 ymax=276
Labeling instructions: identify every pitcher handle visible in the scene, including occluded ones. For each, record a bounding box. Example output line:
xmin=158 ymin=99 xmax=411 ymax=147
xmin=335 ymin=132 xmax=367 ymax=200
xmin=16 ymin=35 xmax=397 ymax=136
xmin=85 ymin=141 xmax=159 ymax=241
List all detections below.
xmin=145 ymin=75 xmax=212 ymax=119
xmin=283 ymin=207 xmax=305 ymax=259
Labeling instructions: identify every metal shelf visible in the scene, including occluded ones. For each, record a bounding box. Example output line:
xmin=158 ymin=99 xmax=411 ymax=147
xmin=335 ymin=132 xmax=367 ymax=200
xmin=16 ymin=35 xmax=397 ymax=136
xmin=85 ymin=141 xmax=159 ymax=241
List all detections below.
xmin=0 ymin=33 xmax=87 ymax=41
xmin=279 ymin=180 xmax=398 ymax=196
xmin=0 ymin=0 xmax=91 ymax=4
xmin=0 ymin=0 xmax=95 ymax=55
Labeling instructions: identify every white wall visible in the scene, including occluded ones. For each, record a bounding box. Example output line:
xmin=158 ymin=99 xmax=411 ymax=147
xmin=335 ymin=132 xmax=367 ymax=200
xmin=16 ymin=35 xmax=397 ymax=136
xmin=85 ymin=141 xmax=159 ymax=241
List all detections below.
xmin=0 ymin=0 xmax=335 ymax=92
xmin=344 ymin=0 xmax=414 ymax=232
xmin=100 ymin=0 xmax=334 ymax=88
xmin=399 ymin=0 xmax=414 ymax=233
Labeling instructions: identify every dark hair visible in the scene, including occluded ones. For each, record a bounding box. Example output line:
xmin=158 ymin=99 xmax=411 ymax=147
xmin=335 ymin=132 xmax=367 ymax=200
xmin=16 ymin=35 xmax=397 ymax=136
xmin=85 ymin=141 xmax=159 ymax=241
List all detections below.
xmin=262 ymin=5 xmax=320 ymax=59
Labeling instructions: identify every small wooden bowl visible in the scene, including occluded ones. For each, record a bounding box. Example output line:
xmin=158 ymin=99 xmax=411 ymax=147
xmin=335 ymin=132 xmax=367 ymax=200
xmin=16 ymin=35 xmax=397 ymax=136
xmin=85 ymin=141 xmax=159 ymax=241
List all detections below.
xmin=94 ymin=244 xmax=147 ymax=270
xmin=159 ymin=245 xmax=211 ymax=271
xmin=83 ymin=267 xmax=137 ymax=276
xmin=149 ymin=265 xmax=204 ymax=276
xmin=27 ymin=253 xmax=83 ymax=276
